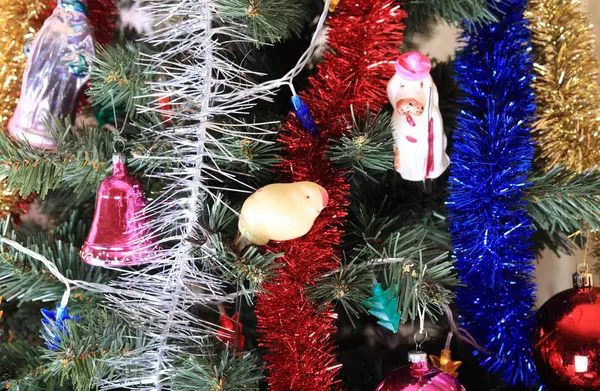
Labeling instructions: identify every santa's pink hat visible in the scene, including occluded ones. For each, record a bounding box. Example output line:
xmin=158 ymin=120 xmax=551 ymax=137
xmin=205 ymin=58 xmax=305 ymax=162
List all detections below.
xmin=395 ymin=52 xmax=432 ymax=81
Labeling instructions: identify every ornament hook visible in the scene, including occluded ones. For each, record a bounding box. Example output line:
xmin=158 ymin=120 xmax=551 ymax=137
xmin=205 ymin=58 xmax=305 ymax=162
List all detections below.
xmin=414 ymin=293 xmax=428 ymax=350
xmin=113 ymin=138 xmax=126 ymax=154
xmin=413 ymin=328 xmax=428 ymax=351
xmin=109 ymin=91 xmax=128 ymax=154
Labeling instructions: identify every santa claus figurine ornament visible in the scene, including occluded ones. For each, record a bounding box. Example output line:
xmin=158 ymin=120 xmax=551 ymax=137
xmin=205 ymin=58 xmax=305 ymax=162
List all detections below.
xmin=387 ymin=52 xmax=449 ymax=182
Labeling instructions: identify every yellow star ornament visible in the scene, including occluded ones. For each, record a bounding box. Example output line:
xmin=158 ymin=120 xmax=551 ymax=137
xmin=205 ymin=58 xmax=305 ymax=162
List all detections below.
xmin=429 ymin=349 xmax=462 ymax=378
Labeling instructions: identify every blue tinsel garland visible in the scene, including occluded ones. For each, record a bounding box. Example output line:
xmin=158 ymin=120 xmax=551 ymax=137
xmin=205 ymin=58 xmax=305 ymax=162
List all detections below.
xmin=447 ymin=0 xmax=540 ymax=386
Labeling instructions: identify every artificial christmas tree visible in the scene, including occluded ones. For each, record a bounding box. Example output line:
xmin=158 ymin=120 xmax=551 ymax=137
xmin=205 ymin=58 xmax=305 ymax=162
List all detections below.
xmin=0 ymin=0 xmax=600 ymax=390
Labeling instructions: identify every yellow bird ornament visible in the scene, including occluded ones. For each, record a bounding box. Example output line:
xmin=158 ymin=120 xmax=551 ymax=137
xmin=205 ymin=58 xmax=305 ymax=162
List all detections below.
xmin=238 ymin=181 xmax=329 ymax=246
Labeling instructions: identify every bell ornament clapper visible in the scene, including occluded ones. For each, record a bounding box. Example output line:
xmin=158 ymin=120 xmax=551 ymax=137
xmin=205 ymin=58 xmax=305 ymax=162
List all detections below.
xmin=80 ymin=154 xmax=158 ymax=267
xmin=8 ymin=0 xmax=94 ymax=149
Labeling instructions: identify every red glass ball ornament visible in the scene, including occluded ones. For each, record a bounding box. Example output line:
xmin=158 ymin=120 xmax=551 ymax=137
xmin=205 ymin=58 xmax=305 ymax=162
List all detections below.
xmin=532 ymin=286 xmax=600 ymax=390
xmin=376 ymin=352 xmax=465 ymax=391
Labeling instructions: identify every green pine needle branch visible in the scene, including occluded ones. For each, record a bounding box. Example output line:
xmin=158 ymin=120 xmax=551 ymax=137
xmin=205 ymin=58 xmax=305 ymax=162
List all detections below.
xmin=361 ymin=227 xmax=458 ymax=323
xmin=0 ymin=215 xmax=113 ymax=304
xmin=404 ymin=0 xmax=497 ymax=33
xmin=172 ymin=342 xmax=262 ymax=391
xmin=0 ymin=341 xmax=42 ymax=385
xmin=87 ymin=44 xmax=154 ymax=118
xmin=312 ymin=224 xmax=458 ymax=325
xmin=208 ymin=234 xmax=284 ymax=298
xmin=326 ymin=108 xmax=394 ymax=178
xmin=197 ymin=195 xmax=284 ymax=297
xmin=343 ymin=204 xmax=402 ymax=259
xmin=526 ymin=166 xmax=600 ymax=235
xmin=211 ymin=129 xmax=281 ymax=185
xmin=0 ymin=119 xmax=114 ymax=198
xmin=4 ymin=370 xmax=71 ymax=391
xmin=40 ymin=309 xmax=148 ymax=391
xmin=306 ymin=258 xmax=374 ymax=327
xmin=0 ymin=301 xmax=45 ymax=345
xmin=215 ymin=0 xmax=311 ymax=44
xmin=382 ymin=250 xmax=457 ymax=323
xmin=203 ymin=194 xmax=238 ymax=234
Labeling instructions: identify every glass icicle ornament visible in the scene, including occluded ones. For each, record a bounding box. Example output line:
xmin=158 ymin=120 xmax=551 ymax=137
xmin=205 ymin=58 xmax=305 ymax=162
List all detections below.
xmin=0 ymin=0 xmax=51 ymax=128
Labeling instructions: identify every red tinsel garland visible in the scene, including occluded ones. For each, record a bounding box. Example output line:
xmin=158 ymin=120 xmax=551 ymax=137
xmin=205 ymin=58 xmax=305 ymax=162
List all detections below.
xmin=254 ymin=1 xmax=406 ymax=390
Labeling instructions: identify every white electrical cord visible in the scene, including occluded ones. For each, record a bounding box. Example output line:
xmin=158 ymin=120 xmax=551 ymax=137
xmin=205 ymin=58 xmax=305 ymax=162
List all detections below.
xmin=244 ymin=0 xmax=331 ymax=97
xmin=1 ymin=235 xmax=256 ymax=306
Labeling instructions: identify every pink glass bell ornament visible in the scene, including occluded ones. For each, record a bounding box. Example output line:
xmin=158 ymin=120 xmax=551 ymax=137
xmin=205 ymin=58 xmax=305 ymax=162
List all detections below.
xmin=80 ymin=154 xmax=157 ymax=267
xmin=375 ymin=351 xmax=465 ymax=391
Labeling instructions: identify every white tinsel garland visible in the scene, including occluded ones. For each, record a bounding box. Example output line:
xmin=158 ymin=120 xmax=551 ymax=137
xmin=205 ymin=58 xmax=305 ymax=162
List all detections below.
xmin=102 ymin=0 xmax=332 ymax=388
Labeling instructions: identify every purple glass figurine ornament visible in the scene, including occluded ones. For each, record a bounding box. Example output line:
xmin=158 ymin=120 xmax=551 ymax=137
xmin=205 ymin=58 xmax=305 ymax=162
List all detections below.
xmin=8 ymin=0 xmax=95 ymax=149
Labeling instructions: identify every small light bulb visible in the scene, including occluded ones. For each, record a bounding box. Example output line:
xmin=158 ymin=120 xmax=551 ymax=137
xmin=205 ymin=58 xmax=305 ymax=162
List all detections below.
xmin=574 ymin=355 xmax=589 ymax=373
xmin=440 ymin=349 xmax=451 ymax=365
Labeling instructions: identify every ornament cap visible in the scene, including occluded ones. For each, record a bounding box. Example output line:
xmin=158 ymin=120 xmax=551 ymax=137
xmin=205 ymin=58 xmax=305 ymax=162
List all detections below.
xmin=112 ymin=154 xmax=127 ymax=178
xmin=59 ymin=0 xmax=89 ymax=15
xmin=408 ymin=350 xmax=430 ymax=378
xmin=408 ymin=350 xmax=427 ymax=364
xmin=572 ymin=263 xmax=593 ymax=288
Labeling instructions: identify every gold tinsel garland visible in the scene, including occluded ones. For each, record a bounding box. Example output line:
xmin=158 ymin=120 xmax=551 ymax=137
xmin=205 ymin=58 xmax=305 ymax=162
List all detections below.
xmin=0 ymin=181 xmax=26 ymax=219
xmin=526 ymin=0 xmax=600 ymax=172
xmin=0 ymin=0 xmax=50 ymax=128
xmin=0 ymin=0 xmax=48 ymax=218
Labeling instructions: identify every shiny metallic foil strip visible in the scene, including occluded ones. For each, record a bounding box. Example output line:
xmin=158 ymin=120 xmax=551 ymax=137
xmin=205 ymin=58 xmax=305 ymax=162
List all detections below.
xmin=0 ymin=180 xmax=30 ymax=222
xmin=0 ymin=0 xmax=52 ymax=129
xmin=526 ymin=0 xmax=600 ymax=173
